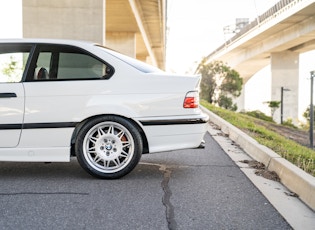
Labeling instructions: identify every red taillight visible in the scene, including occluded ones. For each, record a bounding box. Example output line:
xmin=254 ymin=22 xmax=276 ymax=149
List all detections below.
xmin=183 ymin=91 xmax=199 ymax=108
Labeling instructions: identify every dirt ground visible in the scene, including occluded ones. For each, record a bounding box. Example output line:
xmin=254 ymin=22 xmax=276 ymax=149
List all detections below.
xmin=252 ymin=120 xmax=312 ymax=148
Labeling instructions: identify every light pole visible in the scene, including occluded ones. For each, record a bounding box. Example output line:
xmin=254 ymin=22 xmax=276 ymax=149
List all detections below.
xmin=310 ymin=71 xmax=315 ymax=149
xmin=280 ymin=87 xmax=290 ymax=124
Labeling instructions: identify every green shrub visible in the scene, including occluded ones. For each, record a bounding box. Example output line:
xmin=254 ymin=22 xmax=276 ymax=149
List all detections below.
xmin=243 ymin=110 xmax=274 ymax=122
xmin=282 ymin=118 xmax=298 ymax=129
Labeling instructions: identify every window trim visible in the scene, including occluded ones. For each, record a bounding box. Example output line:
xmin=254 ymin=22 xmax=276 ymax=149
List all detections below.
xmin=25 ymin=44 xmax=115 ymax=82
xmin=0 ymin=43 xmax=36 ymax=83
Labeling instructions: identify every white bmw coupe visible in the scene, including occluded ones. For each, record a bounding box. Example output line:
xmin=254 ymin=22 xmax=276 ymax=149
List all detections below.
xmin=0 ymin=39 xmax=208 ymax=179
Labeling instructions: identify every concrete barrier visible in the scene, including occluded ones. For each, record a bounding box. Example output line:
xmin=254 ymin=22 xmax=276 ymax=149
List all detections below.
xmin=201 ymin=106 xmax=315 ymax=211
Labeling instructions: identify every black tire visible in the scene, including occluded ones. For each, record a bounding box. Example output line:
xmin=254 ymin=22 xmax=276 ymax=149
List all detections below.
xmin=75 ymin=116 xmax=143 ymax=179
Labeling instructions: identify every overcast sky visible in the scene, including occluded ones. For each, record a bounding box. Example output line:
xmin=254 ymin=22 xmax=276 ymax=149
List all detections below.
xmin=165 ymin=0 xmax=279 ymax=73
xmin=0 ymin=0 xmax=22 ymax=38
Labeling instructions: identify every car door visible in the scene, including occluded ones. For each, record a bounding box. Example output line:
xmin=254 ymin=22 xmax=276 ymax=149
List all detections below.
xmin=20 ymin=44 xmax=113 ymax=148
xmin=0 ymin=44 xmax=33 ymax=147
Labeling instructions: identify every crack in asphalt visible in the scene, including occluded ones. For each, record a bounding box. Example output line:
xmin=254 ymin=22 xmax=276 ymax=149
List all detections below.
xmin=141 ymin=161 xmax=236 ymax=230
xmin=160 ymin=165 xmax=177 ymax=230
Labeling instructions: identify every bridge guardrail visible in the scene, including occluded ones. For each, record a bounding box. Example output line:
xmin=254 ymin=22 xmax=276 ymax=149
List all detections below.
xmin=206 ymin=0 xmax=306 ymax=60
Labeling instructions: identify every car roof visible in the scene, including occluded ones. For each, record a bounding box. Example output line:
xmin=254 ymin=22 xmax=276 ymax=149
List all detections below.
xmin=0 ymin=38 xmax=98 ymax=47
xmin=0 ymin=38 xmax=163 ymax=73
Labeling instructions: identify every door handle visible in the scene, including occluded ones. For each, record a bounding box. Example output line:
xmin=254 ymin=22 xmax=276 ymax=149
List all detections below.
xmin=0 ymin=93 xmax=17 ymax=98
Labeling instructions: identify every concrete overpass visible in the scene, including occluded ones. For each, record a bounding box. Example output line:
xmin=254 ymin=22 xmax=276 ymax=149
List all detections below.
xmin=203 ymin=0 xmax=315 ymax=123
xmin=22 ymin=0 xmax=166 ymax=70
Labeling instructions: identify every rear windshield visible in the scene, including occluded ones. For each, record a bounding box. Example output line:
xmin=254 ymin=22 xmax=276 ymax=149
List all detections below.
xmin=96 ymin=45 xmax=163 ymax=73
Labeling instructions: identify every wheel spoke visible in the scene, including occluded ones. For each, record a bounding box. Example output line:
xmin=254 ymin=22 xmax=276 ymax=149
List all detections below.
xmin=113 ymin=158 xmax=120 ymax=166
xmin=89 ymin=136 xmax=98 ymax=144
xmin=120 ymin=150 xmax=129 ymax=157
xmin=122 ymin=141 xmax=131 ymax=148
xmin=104 ymin=160 xmax=110 ymax=168
xmin=106 ymin=125 xmax=114 ymax=135
xmin=88 ymin=146 xmax=96 ymax=152
xmin=97 ymin=127 xmax=106 ymax=137
xmin=94 ymin=155 xmax=102 ymax=163
xmin=117 ymin=130 xmax=124 ymax=138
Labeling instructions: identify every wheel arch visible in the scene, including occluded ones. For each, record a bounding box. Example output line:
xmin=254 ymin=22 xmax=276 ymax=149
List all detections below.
xmin=70 ymin=114 xmax=149 ymax=156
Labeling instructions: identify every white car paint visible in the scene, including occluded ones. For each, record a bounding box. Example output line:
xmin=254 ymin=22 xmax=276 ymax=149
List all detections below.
xmin=0 ymin=39 xmax=208 ymax=178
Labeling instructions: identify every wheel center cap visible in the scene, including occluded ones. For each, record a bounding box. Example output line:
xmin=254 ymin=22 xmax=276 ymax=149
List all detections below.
xmin=105 ymin=144 xmax=112 ymax=151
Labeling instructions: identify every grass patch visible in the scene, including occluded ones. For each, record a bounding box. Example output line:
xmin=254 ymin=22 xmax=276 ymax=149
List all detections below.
xmin=201 ymin=100 xmax=315 ymax=176
xmin=242 ymin=110 xmax=274 ymax=122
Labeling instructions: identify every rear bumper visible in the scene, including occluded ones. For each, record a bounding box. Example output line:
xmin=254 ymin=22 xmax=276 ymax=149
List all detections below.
xmin=138 ymin=113 xmax=209 ymax=153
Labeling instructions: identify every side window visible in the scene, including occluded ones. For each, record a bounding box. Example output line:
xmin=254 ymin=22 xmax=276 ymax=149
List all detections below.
xmin=58 ymin=52 xmax=109 ymax=79
xmin=0 ymin=44 xmax=32 ymax=83
xmin=32 ymin=45 xmax=113 ymax=81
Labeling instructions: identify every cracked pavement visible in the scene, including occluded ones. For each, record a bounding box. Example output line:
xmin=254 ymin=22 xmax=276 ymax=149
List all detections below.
xmin=0 ymin=131 xmax=291 ymax=229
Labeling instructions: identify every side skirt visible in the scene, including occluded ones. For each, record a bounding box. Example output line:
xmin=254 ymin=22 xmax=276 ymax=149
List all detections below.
xmin=0 ymin=147 xmax=70 ymax=162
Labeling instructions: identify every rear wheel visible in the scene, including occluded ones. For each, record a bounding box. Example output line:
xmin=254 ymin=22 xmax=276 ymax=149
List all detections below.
xmin=75 ymin=116 xmax=143 ymax=179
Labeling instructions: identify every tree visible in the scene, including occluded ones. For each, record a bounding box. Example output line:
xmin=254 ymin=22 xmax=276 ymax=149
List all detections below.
xmin=217 ymin=94 xmax=237 ymax=111
xmin=197 ymin=59 xmax=242 ymax=110
xmin=265 ymin=101 xmax=281 ymax=119
xmin=1 ymin=56 xmax=21 ymax=82
xmin=303 ymin=105 xmax=315 ymax=124
xmin=220 ymin=69 xmax=242 ymax=97
xmin=198 ymin=59 xmax=219 ymax=103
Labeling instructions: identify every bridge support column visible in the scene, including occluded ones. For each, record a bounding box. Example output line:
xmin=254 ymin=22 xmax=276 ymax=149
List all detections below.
xmin=271 ymin=51 xmax=299 ymax=124
xmin=235 ymin=87 xmax=245 ymax=112
xmin=22 ymin=0 xmax=106 ymax=45
xmin=106 ymin=32 xmax=136 ymax=58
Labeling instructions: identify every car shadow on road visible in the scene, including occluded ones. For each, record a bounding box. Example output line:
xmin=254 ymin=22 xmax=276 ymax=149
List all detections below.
xmin=0 ymin=158 xmax=92 ymax=180
xmin=0 ymin=157 xmax=168 ymax=181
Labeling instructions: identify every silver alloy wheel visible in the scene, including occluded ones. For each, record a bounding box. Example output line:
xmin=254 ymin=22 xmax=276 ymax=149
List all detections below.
xmin=82 ymin=121 xmax=135 ymax=174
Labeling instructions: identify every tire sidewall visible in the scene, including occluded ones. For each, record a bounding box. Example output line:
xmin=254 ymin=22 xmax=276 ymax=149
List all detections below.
xmin=75 ymin=116 xmax=143 ymax=179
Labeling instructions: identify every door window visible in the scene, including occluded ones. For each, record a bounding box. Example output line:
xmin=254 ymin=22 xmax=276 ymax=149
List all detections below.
xmin=0 ymin=44 xmax=32 ymax=83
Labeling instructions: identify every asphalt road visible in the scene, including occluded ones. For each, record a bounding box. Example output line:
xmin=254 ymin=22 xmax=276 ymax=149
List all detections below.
xmin=0 ymin=133 xmax=291 ymax=230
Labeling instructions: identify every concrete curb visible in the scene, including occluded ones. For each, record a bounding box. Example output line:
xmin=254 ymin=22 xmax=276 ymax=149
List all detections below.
xmin=201 ymin=106 xmax=315 ymax=211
